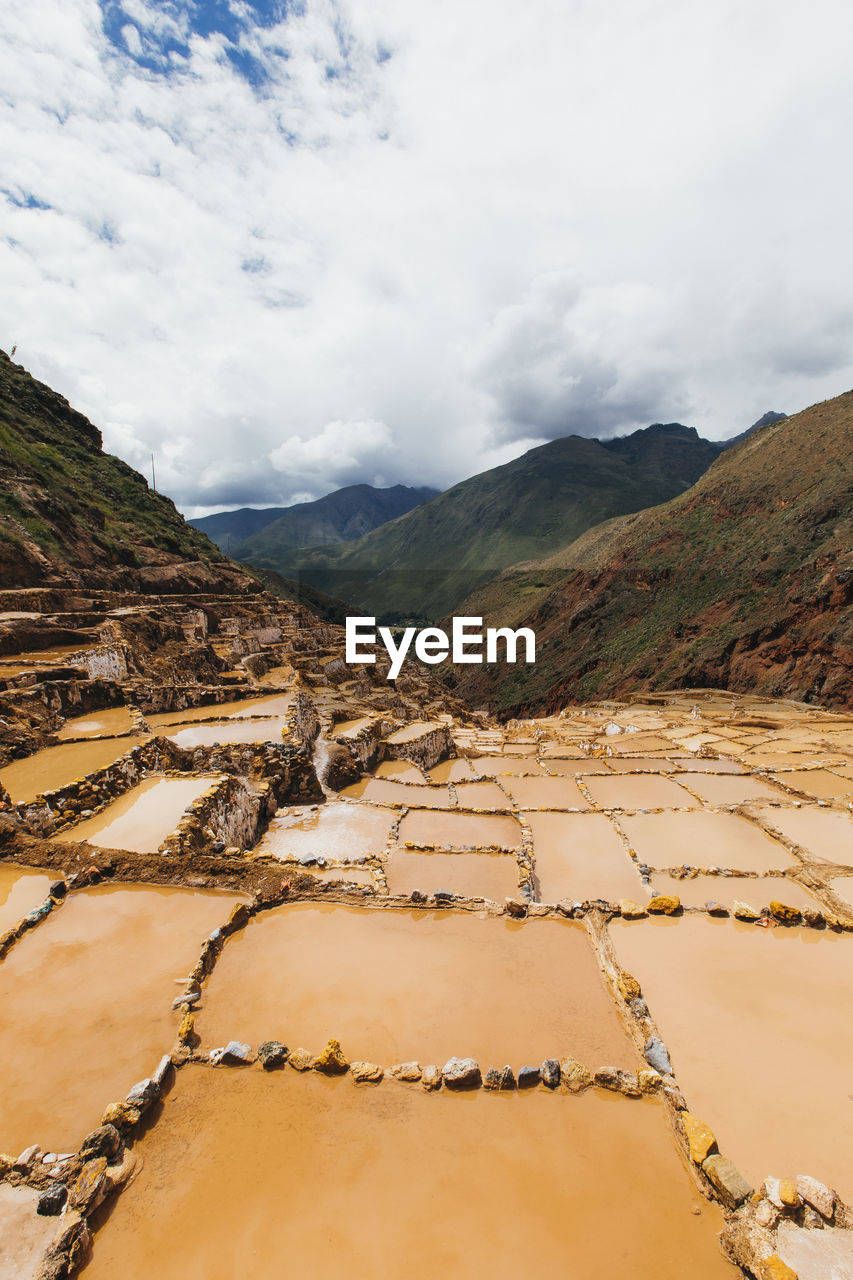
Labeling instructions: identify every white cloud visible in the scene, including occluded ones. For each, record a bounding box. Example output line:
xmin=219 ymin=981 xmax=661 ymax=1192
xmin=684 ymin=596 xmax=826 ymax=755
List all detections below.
xmin=1 ymin=0 xmax=852 ymax=517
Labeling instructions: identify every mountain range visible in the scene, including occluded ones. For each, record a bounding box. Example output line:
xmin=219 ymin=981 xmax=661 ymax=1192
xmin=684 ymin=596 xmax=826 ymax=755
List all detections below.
xmin=190 ymin=483 xmax=438 ymax=554
xmin=246 ymin=422 xmax=731 ymax=620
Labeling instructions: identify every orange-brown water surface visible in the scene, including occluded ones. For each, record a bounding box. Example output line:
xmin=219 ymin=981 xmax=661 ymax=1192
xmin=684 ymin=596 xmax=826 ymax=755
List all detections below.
xmin=619 ymin=811 xmax=789 ymax=872
xmin=0 ymin=883 xmax=247 ymax=1154
xmin=583 ymin=774 xmax=696 ymax=810
xmin=255 ymin=802 xmax=395 ymax=862
xmin=385 ymin=849 xmax=519 ymax=900
xmin=81 ymin=1068 xmax=733 ymax=1280
xmin=529 ymin=812 xmax=644 ymax=904
xmin=55 ymin=776 xmax=217 ymax=853
xmin=56 ymin=706 xmax=136 ymax=740
xmin=0 ymin=737 xmax=145 ymax=804
xmin=0 ymin=864 xmax=53 ymax=935
xmin=163 ymin=718 xmax=287 ymax=748
xmin=612 ymin=915 xmax=853 ymax=1200
xmin=196 ymin=903 xmax=637 ymax=1069
xmin=398 ymin=810 xmax=521 ymax=849
xmin=751 ymin=807 xmax=853 ymax=867
xmin=504 ymin=774 xmax=590 ymax=809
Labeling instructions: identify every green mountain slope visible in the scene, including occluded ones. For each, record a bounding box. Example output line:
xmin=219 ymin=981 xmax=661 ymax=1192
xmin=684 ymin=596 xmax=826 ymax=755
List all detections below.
xmin=0 ymin=350 xmax=251 ymax=594
xmin=194 ymin=484 xmax=438 ymax=554
xmin=452 ymin=391 xmax=853 ymax=716
xmin=249 ymin=423 xmax=723 ymax=620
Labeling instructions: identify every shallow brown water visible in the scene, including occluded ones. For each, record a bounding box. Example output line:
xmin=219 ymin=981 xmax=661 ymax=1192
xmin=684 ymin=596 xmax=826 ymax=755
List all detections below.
xmin=197 ymin=904 xmax=636 ymax=1069
xmin=619 ymin=811 xmax=789 ymax=872
xmin=374 ymin=759 xmax=426 ymax=783
xmin=145 ymin=695 xmax=291 ymax=727
xmin=56 ymin=776 xmax=216 ymax=853
xmin=255 ymin=802 xmax=395 ymax=862
xmin=668 ymin=758 xmax=745 ymax=774
xmin=0 ymin=865 xmax=53 ymax=935
xmin=770 ymin=769 xmax=853 ymax=800
xmin=453 ymin=781 xmax=511 ymax=810
xmin=504 ymin=774 xmax=590 ymax=809
xmin=602 ymin=757 xmax=674 ymax=773
xmin=751 ymin=807 xmax=853 ymax=867
xmin=164 ymin=718 xmax=287 ymax=748
xmin=341 ymin=778 xmax=452 ymax=808
xmin=428 ymin=758 xmax=477 ymax=783
xmin=384 ymin=720 xmax=444 ymax=744
xmin=469 ymin=755 xmax=542 ymax=776
xmin=583 ymin=774 xmax=697 ymax=810
xmin=646 ymin=873 xmax=822 ymax=912
xmin=56 ymin=706 xmax=135 ymax=740
xmin=543 ymin=757 xmax=613 ymax=775
xmin=0 ymin=736 xmax=146 ymax=804
xmin=0 ymin=884 xmax=246 ymax=1154
xmin=385 ymin=849 xmax=519 ymax=900
xmin=398 ymin=810 xmax=522 ymax=849
xmin=612 ymin=916 xmax=853 ymax=1200
xmin=82 ymin=1069 xmax=732 ymax=1280
xmin=672 ymin=775 xmax=787 ymax=805
xmin=529 ymin=812 xmax=645 ymax=904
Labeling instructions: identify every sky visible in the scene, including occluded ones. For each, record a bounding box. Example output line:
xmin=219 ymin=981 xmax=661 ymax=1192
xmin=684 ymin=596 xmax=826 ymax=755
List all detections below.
xmin=2 ymin=0 xmax=853 ymax=516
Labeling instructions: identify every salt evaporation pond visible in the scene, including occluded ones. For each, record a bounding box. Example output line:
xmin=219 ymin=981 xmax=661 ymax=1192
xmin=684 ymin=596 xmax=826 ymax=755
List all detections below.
xmin=0 ymin=864 xmax=54 ymax=935
xmin=56 ymin=776 xmax=217 ymax=853
xmin=0 ymin=736 xmax=145 ymax=804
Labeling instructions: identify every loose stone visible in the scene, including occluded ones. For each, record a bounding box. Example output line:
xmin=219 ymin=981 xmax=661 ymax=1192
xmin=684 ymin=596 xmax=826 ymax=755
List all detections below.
xmin=617 ymin=972 xmax=641 ymax=1001
xmin=647 ymin=894 xmax=681 ymax=915
xmin=682 ymin=1113 xmax=717 ymax=1164
xmin=617 ymin=1071 xmax=641 ymax=1098
xmin=540 ymin=1058 xmax=560 ymax=1089
xmin=442 ymin=1057 xmax=482 ymax=1088
xmin=126 ymin=1077 xmax=160 ymax=1109
xmin=643 ymin=1036 xmax=673 ymax=1076
xmin=618 ymin=899 xmax=648 ymax=919
xmin=313 ymin=1038 xmax=349 ymax=1075
xmin=637 ymin=1068 xmax=662 ymax=1093
xmin=593 ymin=1066 xmax=621 ymax=1091
xmin=211 ymin=1041 xmax=254 ymax=1066
xmin=421 ymin=1065 xmax=442 ymax=1091
xmin=484 ymin=1065 xmax=516 ymax=1090
xmin=504 ymin=897 xmax=527 ymax=919
xmin=795 ymin=1174 xmax=836 ymax=1220
xmin=517 ymin=1065 xmax=541 ymax=1088
xmin=760 ymin=1258 xmax=798 ymax=1280
xmin=81 ymin=1123 xmax=122 ymax=1162
xmin=37 ymin=1183 xmax=68 ymax=1216
xmin=702 ymin=1154 xmax=753 ymax=1208
xmin=769 ymin=901 xmax=802 ymax=924
xmin=258 ymin=1040 xmax=289 ymax=1070
xmin=288 ymin=1048 xmax=314 ymax=1072
xmin=14 ymin=1143 xmax=41 ymax=1171
xmin=559 ymin=1057 xmax=592 ymax=1092
xmin=733 ymin=901 xmax=761 ymax=921
xmin=101 ymin=1102 xmax=141 ymax=1133
xmin=704 ymin=901 xmax=728 ymax=916
xmin=350 ymin=1061 xmax=384 ymax=1084
xmin=389 ymin=1061 xmax=422 ymax=1083
xmin=71 ymin=1156 xmax=108 ymax=1212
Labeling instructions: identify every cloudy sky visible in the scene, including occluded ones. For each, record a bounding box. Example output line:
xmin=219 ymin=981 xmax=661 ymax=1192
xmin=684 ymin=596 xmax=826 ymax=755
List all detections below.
xmin=2 ymin=0 xmax=852 ymax=515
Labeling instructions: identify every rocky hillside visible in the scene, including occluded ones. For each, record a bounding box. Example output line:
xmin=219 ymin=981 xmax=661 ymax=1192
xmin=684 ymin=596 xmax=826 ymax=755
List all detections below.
xmin=452 ymin=392 xmax=853 ymax=716
xmin=0 ymin=350 xmax=254 ymax=595
xmin=261 ymin=423 xmax=725 ymax=621
xmin=197 ymin=483 xmax=438 ymax=555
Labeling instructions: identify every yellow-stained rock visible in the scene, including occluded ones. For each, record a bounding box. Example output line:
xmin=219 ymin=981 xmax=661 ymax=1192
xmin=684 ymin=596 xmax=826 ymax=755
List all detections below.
xmin=648 ymin=895 xmax=681 ymax=915
xmin=618 ymin=899 xmax=648 ymax=920
xmin=288 ymin=1048 xmax=314 ymax=1071
xmin=313 ymin=1038 xmax=349 ymax=1074
xmin=682 ymin=1112 xmax=717 ymax=1164
xmin=559 ymin=1057 xmax=592 ymax=1092
xmin=761 ymin=1258 xmax=798 ymax=1280
xmin=101 ymin=1101 xmax=142 ymax=1132
xmin=638 ymin=1068 xmax=662 ymax=1093
xmin=733 ymin=901 xmax=761 ymax=921
xmin=350 ymin=1061 xmax=383 ymax=1084
xmin=617 ymin=972 xmax=641 ymax=1001
xmin=71 ymin=1156 xmax=108 ymax=1211
xmin=779 ymin=1179 xmax=800 ymax=1208
xmin=769 ymin=901 xmax=801 ymax=924
xmin=178 ymin=1011 xmax=196 ymax=1046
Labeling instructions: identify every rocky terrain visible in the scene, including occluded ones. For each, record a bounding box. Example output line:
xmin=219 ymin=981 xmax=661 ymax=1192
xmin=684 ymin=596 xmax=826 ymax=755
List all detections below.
xmin=455 ymin=391 xmax=853 ymax=717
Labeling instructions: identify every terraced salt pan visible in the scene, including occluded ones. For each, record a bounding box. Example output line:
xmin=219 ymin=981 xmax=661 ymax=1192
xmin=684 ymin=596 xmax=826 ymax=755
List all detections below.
xmin=0 ymin=1184 xmax=73 ymax=1280
xmin=469 ymin=755 xmax=542 ymax=776
xmin=0 ymin=736 xmax=146 ymax=804
xmin=503 ymin=774 xmax=590 ymax=810
xmin=145 ymin=694 xmax=292 ymax=727
xmin=428 ymin=758 xmax=477 ymax=782
xmin=0 ymin=883 xmax=247 ymax=1154
xmin=529 ymin=812 xmax=645 ymax=905
xmin=255 ymin=802 xmax=396 ymax=862
xmin=619 ymin=811 xmax=790 ymax=872
xmin=385 ymin=849 xmax=519 ymax=901
xmin=612 ymin=916 xmax=853 ymax=1201
xmin=56 ymin=776 xmax=216 ymax=853
xmin=583 ymin=774 xmax=697 ymax=810
xmin=384 ymin=720 xmax=444 ymax=744
xmin=57 ymin=706 xmax=135 ymax=740
xmin=0 ymin=865 xmax=53 ymax=935
xmin=453 ymin=781 xmax=511 ymax=811
xmin=196 ymin=904 xmax=637 ymax=1069
xmin=600 ymin=757 xmax=675 ymax=773
xmin=646 ymin=873 xmax=822 ymax=913
xmin=297 ymin=865 xmax=375 ymax=887
xmin=542 ymin=758 xmax=613 ymax=776
xmin=398 ymin=810 xmax=522 ymax=849
xmin=751 ymin=807 xmax=853 ymax=867
xmin=163 ymin=717 xmax=287 ymax=748
xmin=830 ymin=876 xmax=853 ymax=909
xmin=671 ymin=774 xmax=788 ymax=806
xmin=769 ymin=769 xmax=853 ymax=800
xmin=374 ymin=759 xmax=426 ymax=783
xmin=332 ymin=716 xmax=377 ymax=736
xmin=342 ymin=778 xmax=452 ymax=808
xmin=81 ymin=1069 xmax=732 ymax=1280
xmin=668 ymin=758 xmax=745 ymax=774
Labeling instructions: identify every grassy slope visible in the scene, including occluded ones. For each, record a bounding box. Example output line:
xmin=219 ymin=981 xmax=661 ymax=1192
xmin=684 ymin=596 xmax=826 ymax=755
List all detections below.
xmin=228 ymin=484 xmax=439 ymax=558
xmin=453 ymin=391 xmax=853 ymax=715
xmin=247 ymin=424 xmax=722 ymax=620
xmin=0 ymin=350 xmax=243 ymax=589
